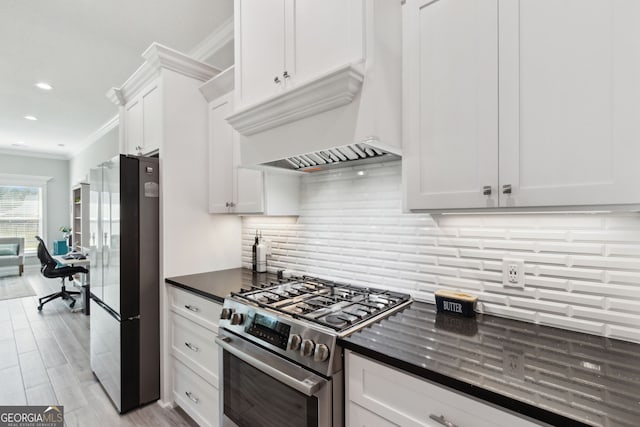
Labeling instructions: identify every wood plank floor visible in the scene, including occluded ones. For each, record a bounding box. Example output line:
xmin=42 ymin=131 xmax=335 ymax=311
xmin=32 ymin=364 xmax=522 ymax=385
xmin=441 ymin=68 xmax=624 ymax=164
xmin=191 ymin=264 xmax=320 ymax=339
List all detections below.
xmin=0 ymin=268 xmax=197 ymax=427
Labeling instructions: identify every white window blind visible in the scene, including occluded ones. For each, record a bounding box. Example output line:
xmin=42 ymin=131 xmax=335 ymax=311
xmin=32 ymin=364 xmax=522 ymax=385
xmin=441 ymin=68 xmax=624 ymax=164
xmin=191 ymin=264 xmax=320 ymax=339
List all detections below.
xmin=0 ymin=185 xmax=43 ymax=253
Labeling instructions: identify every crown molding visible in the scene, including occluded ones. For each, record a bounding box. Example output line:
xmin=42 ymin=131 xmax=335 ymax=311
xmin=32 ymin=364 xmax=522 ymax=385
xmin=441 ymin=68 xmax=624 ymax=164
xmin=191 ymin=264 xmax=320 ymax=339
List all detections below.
xmin=71 ymin=114 xmax=119 ymax=158
xmin=227 ymin=63 xmax=364 ymax=136
xmin=108 ymin=42 xmax=222 ymax=106
xmin=0 ymin=147 xmax=69 ymax=160
xmin=200 ymin=66 xmax=234 ymax=102
xmin=189 ymin=16 xmax=234 ymax=64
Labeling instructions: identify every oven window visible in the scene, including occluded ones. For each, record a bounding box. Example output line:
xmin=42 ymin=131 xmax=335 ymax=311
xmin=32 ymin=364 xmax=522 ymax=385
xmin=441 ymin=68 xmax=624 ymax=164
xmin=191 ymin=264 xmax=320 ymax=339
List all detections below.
xmin=224 ymin=352 xmax=319 ymax=427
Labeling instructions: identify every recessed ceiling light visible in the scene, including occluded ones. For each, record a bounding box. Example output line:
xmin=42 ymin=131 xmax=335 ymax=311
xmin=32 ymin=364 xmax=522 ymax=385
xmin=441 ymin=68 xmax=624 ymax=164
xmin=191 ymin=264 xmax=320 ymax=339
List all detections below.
xmin=15 ymin=141 xmax=24 ymax=145
xmin=24 ymin=115 xmax=38 ymax=121
xmin=35 ymin=82 xmax=53 ymax=91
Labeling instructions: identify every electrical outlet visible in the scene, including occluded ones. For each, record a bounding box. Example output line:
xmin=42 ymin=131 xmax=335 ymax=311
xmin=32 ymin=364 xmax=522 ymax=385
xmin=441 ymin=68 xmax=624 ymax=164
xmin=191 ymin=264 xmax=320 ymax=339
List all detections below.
xmin=502 ymin=258 xmax=525 ymax=288
xmin=503 ymin=348 xmax=525 ymax=379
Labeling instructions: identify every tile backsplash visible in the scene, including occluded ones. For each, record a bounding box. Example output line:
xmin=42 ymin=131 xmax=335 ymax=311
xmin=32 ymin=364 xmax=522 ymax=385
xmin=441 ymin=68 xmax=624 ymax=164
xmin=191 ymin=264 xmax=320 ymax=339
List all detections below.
xmin=242 ymin=161 xmax=640 ymax=343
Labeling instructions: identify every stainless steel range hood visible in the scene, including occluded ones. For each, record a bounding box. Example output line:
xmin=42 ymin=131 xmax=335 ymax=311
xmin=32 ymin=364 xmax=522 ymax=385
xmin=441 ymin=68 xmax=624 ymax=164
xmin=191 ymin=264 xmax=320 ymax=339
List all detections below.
xmin=260 ymin=140 xmax=401 ymax=173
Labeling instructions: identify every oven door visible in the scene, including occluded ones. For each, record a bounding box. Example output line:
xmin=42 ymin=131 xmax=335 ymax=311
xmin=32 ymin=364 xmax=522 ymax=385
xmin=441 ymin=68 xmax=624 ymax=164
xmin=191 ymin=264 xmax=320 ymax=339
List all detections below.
xmin=216 ymin=333 xmax=335 ymax=427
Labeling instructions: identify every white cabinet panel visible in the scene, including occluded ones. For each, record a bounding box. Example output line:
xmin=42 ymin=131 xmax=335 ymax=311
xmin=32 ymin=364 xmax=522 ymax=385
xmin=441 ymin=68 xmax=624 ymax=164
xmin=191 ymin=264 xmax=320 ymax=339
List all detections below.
xmin=346 ymin=351 xmax=541 ymax=427
xmin=404 ymin=0 xmax=499 ymax=210
xmin=172 ymin=358 xmax=219 ymax=427
xmin=348 ymin=402 xmax=399 ymax=427
xmin=209 ymin=94 xmax=235 ymax=213
xmin=123 ymin=99 xmax=142 ymax=155
xmin=499 ymin=0 xmax=640 ymax=207
xmin=236 ymin=0 xmax=286 ymax=107
xmin=287 ymin=0 xmax=363 ymax=87
xmin=235 ymin=167 xmax=264 ymax=213
xmin=141 ymin=84 xmax=161 ymax=154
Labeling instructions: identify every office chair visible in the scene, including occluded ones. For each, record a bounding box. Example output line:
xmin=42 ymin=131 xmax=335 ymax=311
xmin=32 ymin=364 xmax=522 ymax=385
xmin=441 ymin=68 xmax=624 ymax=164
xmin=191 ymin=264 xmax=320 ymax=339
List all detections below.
xmin=35 ymin=236 xmax=88 ymax=311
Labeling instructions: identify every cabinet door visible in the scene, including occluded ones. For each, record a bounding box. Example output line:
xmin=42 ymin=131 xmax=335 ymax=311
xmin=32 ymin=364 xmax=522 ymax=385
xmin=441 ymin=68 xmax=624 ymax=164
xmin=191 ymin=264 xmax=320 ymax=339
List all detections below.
xmin=285 ymin=0 xmax=363 ymax=87
xmin=234 ymin=167 xmax=264 ymax=214
xmin=124 ymin=99 xmax=142 ymax=155
xmin=236 ymin=0 xmax=286 ymax=107
xmin=348 ymin=402 xmax=400 ymax=427
xmin=499 ymin=0 xmax=640 ymax=207
xmin=141 ymin=83 xmax=161 ymax=154
xmin=404 ymin=0 xmax=499 ymax=210
xmin=208 ymin=94 xmax=235 ymax=213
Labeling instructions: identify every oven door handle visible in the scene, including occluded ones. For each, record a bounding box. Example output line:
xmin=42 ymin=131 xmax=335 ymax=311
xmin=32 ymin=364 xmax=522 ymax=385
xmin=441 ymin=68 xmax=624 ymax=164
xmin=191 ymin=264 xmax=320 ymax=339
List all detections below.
xmin=216 ymin=334 xmax=328 ymax=397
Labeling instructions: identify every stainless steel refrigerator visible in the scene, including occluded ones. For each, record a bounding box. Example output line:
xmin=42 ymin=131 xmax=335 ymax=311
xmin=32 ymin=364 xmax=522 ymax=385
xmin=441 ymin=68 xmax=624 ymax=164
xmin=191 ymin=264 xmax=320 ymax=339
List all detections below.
xmin=89 ymin=154 xmax=160 ymax=413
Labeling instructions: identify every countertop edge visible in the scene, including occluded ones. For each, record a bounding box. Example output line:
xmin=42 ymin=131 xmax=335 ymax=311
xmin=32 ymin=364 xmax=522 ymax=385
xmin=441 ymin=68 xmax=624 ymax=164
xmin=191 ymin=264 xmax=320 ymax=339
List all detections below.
xmin=164 ymin=277 xmax=225 ymax=304
xmin=339 ymin=339 xmax=590 ymax=427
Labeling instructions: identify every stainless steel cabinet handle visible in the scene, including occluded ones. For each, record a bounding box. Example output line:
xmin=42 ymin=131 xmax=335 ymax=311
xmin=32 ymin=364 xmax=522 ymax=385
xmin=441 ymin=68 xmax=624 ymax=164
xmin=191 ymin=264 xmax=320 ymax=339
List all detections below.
xmin=502 ymin=184 xmax=512 ymax=194
xmin=185 ymin=342 xmax=199 ymax=352
xmin=283 ymin=70 xmax=290 ymax=79
xmin=274 ymin=76 xmax=281 ymax=84
xmin=429 ymin=414 xmax=458 ymax=427
xmin=482 ymin=185 xmax=492 ymax=196
xmin=184 ymin=304 xmax=199 ymax=312
xmin=185 ymin=391 xmax=199 ymax=404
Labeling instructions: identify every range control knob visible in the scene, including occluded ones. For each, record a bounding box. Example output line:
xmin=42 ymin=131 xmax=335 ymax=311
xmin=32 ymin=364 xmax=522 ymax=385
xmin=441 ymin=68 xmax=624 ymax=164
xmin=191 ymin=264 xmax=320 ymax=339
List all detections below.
xmin=230 ymin=312 xmax=244 ymax=325
xmin=314 ymin=344 xmax=330 ymax=362
xmin=300 ymin=339 xmax=315 ymax=358
xmin=220 ymin=308 xmax=233 ymax=320
xmin=288 ymin=334 xmax=302 ymax=351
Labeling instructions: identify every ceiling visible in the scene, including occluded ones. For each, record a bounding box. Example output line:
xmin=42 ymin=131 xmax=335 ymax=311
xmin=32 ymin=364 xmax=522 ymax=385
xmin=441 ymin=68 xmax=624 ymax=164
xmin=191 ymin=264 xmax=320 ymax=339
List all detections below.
xmin=0 ymin=0 xmax=233 ymax=159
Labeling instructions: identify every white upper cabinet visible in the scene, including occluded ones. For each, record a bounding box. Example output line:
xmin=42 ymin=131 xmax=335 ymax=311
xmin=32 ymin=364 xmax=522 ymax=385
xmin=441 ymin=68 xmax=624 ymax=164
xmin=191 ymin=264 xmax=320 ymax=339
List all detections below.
xmin=498 ymin=0 xmax=640 ymax=208
xmin=235 ymin=0 xmax=287 ymax=107
xmin=122 ymin=81 xmax=161 ymax=155
xmin=404 ymin=0 xmax=640 ymax=210
xmin=234 ymin=0 xmax=364 ymax=110
xmin=202 ymin=68 xmax=300 ymax=216
xmin=108 ymin=43 xmax=220 ymax=157
xmin=403 ymin=0 xmax=499 ymax=210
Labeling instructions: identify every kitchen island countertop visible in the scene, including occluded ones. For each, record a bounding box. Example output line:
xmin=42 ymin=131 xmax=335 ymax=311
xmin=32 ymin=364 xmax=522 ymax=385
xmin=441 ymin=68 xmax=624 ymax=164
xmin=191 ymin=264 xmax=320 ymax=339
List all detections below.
xmin=339 ymin=301 xmax=640 ymax=427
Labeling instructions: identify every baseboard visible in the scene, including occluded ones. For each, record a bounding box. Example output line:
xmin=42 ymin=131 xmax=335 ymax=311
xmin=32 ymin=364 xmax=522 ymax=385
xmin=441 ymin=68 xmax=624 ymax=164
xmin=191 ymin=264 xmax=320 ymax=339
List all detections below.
xmin=156 ymin=399 xmax=176 ymax=409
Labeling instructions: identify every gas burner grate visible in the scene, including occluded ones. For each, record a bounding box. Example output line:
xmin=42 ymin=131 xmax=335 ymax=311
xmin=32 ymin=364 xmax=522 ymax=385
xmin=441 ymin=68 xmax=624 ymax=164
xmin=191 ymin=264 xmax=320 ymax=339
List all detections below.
xmin=230 ymin=276 xmax=411 ymax=332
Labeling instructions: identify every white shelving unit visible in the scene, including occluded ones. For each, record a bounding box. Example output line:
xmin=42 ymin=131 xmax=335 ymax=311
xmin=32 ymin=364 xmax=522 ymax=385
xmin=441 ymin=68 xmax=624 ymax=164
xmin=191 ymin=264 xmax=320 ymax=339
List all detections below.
xmin=72 ymin=183 xmax=90 ymax=251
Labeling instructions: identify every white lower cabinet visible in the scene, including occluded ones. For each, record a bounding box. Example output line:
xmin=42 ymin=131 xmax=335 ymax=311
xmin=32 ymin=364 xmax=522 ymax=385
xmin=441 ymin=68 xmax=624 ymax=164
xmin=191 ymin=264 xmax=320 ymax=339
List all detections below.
xmin=172 ymin=358 xmax=219 ymax=427
xmin=346 ymin=351 xmax=542 ymax=427
xmin=169 ymin=285 xmax=222 ymax=427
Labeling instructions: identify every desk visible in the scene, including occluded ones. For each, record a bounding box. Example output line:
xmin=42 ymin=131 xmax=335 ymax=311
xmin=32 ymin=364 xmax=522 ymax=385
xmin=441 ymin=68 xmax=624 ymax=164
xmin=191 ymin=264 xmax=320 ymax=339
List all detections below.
xmin=53 ymin=255 xmax=90 ymax=315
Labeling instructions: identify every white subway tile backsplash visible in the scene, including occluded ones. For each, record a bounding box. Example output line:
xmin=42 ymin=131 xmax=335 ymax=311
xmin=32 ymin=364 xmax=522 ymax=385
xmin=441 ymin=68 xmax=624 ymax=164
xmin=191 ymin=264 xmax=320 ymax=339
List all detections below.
xmin=242 ymin=161 xmax=640 ymax=343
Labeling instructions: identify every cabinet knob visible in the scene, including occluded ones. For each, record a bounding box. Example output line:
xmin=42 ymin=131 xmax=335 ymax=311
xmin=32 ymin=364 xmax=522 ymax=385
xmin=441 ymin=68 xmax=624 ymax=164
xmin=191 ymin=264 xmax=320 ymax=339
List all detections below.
xmin=274 ymin=76 xmax=281 ymax=84
xmin=225 ymin=201 xmax=236 ymax=208
xmin=482 ymin=185 xmax=492 ymax=196
xmin=283 ymin=70 xmax=290 ymax=79
xmin=502 ymin=184 xmax=512 ymax=194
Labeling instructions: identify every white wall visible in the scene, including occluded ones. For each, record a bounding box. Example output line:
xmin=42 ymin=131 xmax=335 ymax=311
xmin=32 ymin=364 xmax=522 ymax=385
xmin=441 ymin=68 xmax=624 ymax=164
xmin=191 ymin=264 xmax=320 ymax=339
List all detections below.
xmin=69 ymin=125 xmax=119 ymax=185
xmin=161 ymin=69 xmax=242 ymax=278
xmin=0 ymin=153 xmax=69 ymax=252
xmin=242 ymin=161 xmax=640 ymax=344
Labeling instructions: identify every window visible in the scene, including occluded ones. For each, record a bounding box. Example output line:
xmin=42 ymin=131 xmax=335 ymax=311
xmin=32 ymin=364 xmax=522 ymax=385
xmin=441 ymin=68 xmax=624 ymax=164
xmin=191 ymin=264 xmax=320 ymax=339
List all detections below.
xmin=0 ymin=184 xmax=44 ymax=253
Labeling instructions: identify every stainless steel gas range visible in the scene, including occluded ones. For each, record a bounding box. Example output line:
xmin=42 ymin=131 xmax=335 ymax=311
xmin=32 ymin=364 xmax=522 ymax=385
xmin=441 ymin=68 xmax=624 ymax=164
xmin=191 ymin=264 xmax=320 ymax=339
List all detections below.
xmin=216 ymin=276 xmax=411 ymax=427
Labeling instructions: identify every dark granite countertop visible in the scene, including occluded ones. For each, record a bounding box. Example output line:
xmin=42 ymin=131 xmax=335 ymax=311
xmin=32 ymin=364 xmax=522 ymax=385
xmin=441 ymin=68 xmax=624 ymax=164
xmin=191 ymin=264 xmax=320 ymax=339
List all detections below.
xmin=165 ymin=268 xmax=278 ymax=303
xmin=339 ymin=301 xmax=640 ymax=427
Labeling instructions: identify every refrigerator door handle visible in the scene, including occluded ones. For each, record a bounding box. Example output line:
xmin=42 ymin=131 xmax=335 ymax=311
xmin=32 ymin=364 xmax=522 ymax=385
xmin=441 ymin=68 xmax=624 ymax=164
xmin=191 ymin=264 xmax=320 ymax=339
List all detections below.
xmin=90 ymin=293 xmax=121 ymax=321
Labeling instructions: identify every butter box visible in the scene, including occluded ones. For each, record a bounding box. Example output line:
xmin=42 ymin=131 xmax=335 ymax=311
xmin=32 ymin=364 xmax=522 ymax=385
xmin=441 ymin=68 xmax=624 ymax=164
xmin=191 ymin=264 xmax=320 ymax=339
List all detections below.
xmin=435 ymin=290 xmax=477 ymax=317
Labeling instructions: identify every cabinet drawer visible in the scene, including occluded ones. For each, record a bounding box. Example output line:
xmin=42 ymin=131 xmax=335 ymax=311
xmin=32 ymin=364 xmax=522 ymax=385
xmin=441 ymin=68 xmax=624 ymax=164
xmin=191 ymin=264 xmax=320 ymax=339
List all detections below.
xmin=170 ymin=286 xmax=222 ymax=331
xmin=172 ymin=358 xmax=219 ymax=427
xmin=347 ymin=351 xmax=542 ymax=427
xmin=348 ymin=402 xmax=398 ymax=427
xmin=171 ymin=313 xmax=219 ymax=386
